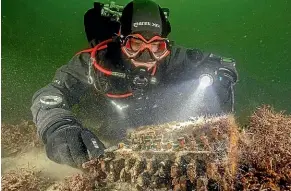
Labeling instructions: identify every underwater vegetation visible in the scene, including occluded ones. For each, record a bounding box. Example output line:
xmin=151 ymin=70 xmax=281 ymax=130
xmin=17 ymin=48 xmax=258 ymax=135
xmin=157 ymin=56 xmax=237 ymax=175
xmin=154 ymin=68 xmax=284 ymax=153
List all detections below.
xmin=1 ymin=105 xmax=290 ymax=191
xmin=237 ymin=105 xmax=291 ymax=190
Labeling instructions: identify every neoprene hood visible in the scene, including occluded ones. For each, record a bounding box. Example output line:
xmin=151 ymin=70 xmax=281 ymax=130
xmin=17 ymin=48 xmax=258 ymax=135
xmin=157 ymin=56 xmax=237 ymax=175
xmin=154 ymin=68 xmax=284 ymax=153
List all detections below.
xmin=120 ymin=0 xmax=171 ymax=38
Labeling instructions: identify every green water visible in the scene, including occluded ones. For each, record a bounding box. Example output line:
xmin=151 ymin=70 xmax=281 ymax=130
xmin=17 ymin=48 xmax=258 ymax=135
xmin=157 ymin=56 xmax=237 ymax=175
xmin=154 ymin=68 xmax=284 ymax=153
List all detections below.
xmin=2 ymin=0 xmax=291 ymax=124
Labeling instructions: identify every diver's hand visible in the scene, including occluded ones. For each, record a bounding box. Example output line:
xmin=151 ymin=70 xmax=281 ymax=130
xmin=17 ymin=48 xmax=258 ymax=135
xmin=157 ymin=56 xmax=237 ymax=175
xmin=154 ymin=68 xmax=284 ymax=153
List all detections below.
xmin=45 ymin=125 xmax=105 ymax=168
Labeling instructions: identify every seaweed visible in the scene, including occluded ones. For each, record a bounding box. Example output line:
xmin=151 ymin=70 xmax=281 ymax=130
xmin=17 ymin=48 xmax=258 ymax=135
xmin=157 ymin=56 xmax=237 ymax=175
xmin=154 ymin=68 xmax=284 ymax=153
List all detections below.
xmin=1 ymin=120 xmax=42 ymax=157
xmin=1 ymin=168 xmax=52 ymax=191
xmin=236 ymin=105 xmax=291 ymax=190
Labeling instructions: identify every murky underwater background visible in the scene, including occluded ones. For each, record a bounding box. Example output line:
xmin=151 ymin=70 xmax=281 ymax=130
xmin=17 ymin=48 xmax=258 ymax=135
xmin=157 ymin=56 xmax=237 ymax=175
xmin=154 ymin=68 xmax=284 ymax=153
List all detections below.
xmin=2 ymin=0 xmax=291 ymax=124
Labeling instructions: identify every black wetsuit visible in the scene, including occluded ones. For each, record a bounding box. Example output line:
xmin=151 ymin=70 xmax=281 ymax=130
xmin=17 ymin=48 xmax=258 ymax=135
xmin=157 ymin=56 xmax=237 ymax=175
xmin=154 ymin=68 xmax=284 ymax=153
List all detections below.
xmin=31 ymin=44 xmax=238 ymax=146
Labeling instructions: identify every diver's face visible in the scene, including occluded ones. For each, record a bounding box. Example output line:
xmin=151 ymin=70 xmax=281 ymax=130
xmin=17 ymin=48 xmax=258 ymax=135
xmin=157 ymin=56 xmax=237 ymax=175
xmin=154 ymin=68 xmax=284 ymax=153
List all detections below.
xmin=121 ymin=33 xmax=170 ymax=70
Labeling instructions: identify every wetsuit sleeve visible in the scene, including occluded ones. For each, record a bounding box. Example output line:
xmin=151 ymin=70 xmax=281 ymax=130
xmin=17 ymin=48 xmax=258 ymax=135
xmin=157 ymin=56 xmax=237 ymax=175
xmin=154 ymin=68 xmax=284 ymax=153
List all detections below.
xmin=164 ymin=45 xmax=238 ymax=113
xmin=164 ymin=45 xmax=238 ymax=81
xmin=30 ymin=53 xmax=91 ymax=143
xmin=162 ymin=45 xmax=205 ymax=82
xmin=198 ymin=53 xmax=238 ymax=112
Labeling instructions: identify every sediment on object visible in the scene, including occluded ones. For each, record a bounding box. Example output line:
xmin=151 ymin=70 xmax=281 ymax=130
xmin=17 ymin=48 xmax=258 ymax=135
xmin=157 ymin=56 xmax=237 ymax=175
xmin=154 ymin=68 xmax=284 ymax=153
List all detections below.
xmin=2 ymin=106 xmax=290 ymax=190
xmin=55 ymin=115 xmax=239 ymax=191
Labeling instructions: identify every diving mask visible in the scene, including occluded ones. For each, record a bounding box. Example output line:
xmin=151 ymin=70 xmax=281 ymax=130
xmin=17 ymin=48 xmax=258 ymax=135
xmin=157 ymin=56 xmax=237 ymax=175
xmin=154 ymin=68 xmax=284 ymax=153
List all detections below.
xmin=121 ymin=34 xmax=170 ymax=61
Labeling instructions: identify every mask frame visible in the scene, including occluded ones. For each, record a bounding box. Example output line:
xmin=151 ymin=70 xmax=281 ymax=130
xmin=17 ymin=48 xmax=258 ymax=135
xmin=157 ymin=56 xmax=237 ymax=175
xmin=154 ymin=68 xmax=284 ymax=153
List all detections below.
xmin=121 ymin=34 xmax=170 ymax=61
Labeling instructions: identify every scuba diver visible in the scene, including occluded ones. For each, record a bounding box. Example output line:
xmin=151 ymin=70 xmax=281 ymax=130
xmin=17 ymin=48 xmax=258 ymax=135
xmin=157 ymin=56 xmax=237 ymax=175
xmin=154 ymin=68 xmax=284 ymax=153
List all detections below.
xmin=31 ymin=0 xmax=238 ymax=168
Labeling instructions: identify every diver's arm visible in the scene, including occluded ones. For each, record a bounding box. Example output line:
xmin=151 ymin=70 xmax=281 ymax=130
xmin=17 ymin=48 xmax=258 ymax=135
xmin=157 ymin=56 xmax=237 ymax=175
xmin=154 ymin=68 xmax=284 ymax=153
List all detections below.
xmin=164 ymin=45 xmax=238 ymax=113
xmin=195 ymin=53 xmax=238 ymax=113
xmin=162 ymin=45 xmax=206 ymax=82
xmin=165 ymin=45 xmax=237 ymax=80
xmin=31 ymin=53 xmax=91 ymax=142
xmin=31 ymin=52 xmax=106 ymax=168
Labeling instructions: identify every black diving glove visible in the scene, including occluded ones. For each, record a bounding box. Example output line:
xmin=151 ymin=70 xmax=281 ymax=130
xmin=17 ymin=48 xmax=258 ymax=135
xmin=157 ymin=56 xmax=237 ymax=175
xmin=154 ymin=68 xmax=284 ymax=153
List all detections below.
xmin=44 ymin=124 xmax=105 ymax=168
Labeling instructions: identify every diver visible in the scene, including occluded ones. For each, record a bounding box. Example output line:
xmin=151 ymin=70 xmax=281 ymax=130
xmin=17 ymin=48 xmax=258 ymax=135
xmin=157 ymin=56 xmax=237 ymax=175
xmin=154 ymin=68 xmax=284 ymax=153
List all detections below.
xmin=31 ymin=0 xmax=238 ymax=168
